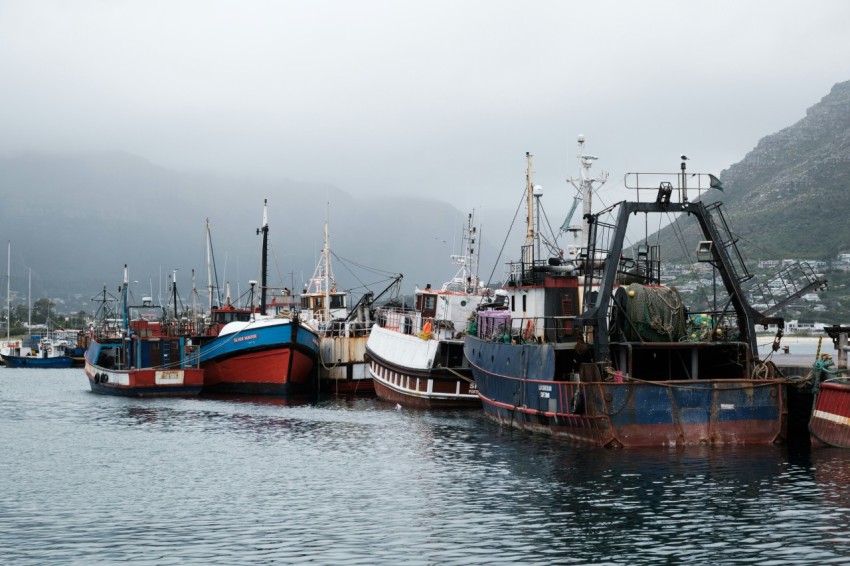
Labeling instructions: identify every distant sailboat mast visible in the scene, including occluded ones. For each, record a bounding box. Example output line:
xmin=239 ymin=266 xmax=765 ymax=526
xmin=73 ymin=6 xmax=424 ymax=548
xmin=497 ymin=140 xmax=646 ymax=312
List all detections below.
xmin=5 ymin=241 xmax=9 ymax=340
xmin=27 ymin=268 xmax=31 ymax=336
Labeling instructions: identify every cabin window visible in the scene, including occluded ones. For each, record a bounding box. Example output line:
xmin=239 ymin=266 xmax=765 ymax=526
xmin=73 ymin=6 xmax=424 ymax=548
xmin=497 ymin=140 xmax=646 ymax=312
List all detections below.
xmin=522 ymin=294 xmax=527 ymax=312
xmin=511 ymin=295 xmax=515 ymax=312
xmin=421 ymin=294 xmax=437 ymax=318
xmin=330 ymin=295 xmax=345 ymax=309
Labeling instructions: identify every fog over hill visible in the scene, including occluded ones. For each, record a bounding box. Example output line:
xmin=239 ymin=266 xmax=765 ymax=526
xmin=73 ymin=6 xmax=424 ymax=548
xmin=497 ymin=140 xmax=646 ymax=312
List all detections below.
xmin=7 ymin=77 xmax=850 ymax=321
xmin=0 ymin=152 xmax=511 ymax=314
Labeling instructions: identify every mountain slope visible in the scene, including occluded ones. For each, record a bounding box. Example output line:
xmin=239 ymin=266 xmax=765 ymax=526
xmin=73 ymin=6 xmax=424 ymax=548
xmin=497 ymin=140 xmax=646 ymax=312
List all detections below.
xmin=0 ymin=152 xmax=496 ymax=313
xmin=694 ymin=79 xmax=850 ymax=261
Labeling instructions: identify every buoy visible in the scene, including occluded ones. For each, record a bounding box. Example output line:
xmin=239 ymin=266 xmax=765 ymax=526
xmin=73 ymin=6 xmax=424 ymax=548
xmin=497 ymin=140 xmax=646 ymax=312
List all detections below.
xmin=628 ymin=289 xmax=635 ymax=298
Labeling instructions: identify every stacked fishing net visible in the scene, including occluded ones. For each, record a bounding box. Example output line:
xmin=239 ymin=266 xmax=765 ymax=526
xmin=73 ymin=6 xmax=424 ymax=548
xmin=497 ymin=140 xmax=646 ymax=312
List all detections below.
xmin=622 ymin=283 xmax=687 ymax=342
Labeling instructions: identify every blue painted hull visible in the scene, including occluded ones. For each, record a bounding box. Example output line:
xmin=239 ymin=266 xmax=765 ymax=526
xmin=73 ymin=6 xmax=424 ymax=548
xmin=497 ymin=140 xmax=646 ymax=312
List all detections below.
xmin=464 ymin=335 xmax=786 ymax=448
xmin=198 ymin=318 xmax=319 ymax=395
xmin=2 ymin=354 xmax=74 ymax=368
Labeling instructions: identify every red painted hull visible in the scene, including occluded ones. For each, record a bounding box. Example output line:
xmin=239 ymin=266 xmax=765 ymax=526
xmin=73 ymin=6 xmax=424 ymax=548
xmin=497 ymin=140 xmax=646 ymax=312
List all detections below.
xmin=85 ymin=366 xmax=204 ymax=397
xmin=202 ymin=347 xmax=316 ymax=395
xmin=811 ymin=380 xmax=850 ymax=448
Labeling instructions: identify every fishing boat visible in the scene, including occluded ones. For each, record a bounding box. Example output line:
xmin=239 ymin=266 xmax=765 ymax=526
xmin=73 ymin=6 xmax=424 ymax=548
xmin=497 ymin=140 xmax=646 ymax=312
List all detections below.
xmin=465 ymin=141 xmax=821 ymax=448
xmin=0 ymin=338 xmax=31 ymax=363
xmin=197 ymin=200 xmax=320 ymax=395
xmin=366 ymin=212 xmax=485 ymax=408
xmin=2 ymin=256 xmax=75 ymax=368
xmin=808 ymin=326 xmax=850 ymax=448
xmin=2 ymin=334 xmax=74 ymax=368
xmin=301 ymin=221 xmax=402 ymax=395
xmin=84 ymin=266 xmax=204 ymax=396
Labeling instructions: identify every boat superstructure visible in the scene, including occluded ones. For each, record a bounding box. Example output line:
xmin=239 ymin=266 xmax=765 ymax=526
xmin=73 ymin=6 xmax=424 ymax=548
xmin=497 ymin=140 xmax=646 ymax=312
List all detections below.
xmin=367 ymin=211 xmax=486 ymax=408
xmin=466 ymin=141 xmax=823 ymax=447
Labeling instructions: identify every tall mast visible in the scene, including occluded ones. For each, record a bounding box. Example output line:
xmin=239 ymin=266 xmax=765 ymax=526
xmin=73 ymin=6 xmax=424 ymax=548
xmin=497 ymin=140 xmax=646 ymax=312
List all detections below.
xmin=122 ymin=264 xmax=129 ymax=332
xmin=171 ymin=269 xmax=179 ymax=321
xmin=206 ymin=218 xmax=214 ymax=313
xmin=451 ymin=211 xmax=479 ymax=289
xmin=566 ymin=134 xmax=608 ymax=252
xmin=5 ymin=241 xmax=9 ymax=339
xmin=524 ymin=153 xmax=536 ymax=266
xmin=323 ymin=220 xmax=331 ymax=321
xmin=256 ymin=199 xmax=269 ymax=315
xmin=27 ymin=268 xmax=31 ymax=335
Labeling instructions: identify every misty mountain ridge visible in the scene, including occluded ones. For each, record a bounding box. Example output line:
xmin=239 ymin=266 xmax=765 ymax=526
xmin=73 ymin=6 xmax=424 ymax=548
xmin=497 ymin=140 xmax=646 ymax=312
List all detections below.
xmin=6 ymin=78 xmax=850 ymax=318
xmin=660 ymin=79 xmax=850 ymax=262
xmin=0 ymin=151 xmax=502 ymax=313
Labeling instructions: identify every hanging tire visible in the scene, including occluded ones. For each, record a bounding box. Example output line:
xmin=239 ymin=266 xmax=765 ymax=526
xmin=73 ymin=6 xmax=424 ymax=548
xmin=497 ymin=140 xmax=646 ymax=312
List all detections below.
xmin=101 ymin=374 xmax=109 ymax=384
xmin=93 ymin=373 xmax=101 ymax=384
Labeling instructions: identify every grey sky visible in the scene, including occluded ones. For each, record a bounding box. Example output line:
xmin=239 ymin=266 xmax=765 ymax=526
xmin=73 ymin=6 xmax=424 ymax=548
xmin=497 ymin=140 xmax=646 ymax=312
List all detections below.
xmin=2 ymin=0 xmax=849 ymax=220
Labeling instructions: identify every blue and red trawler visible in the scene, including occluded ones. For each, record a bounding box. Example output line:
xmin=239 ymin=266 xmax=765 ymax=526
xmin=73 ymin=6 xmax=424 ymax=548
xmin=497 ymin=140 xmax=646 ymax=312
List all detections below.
xmin=197 ymin=200 xmax=320 ymax=395
xmin=84 ymin=266 xmax=204 ymax=397
xmin=466 ymin=143 xmax=823 ymax=448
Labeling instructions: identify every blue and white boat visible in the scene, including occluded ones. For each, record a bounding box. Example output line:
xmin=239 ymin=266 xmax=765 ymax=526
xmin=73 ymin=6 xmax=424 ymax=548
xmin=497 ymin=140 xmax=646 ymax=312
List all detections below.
xmin=2 ymin=335 xmax=73 ymax=368
xmin=196 ymin=200 xmax=320 ymax=395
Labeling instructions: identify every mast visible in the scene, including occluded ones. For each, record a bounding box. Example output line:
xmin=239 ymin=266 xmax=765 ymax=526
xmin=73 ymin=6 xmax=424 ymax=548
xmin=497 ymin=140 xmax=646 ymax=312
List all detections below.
xmin=5 ymin=241 xmax=9 ymax=339
xmin=256 ymin=199 xmax=269 ymax=315
xmin=566 ymin=134 xmax=608 ymax=252
xmin=323 ymin=220 xmax=331 ymax=321
xmin=451 ymin=211 xmax=479 ymax=291
xmin=27 ymin=268 xmax=31 ymax=336
xmin=524 ymin=152 xmax=535 ymax=258
xmin=171 ymin=269 xmax=179 ymax=321
xmin=122 ymin=264 xmax=129 ymax=332
xmin=206 ymin=218 xmax=214 ymax=313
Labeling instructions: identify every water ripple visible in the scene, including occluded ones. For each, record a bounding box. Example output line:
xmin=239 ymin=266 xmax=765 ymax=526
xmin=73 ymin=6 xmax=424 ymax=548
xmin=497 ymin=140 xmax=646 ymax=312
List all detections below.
xmin=2 ymin=369 xmax=850 ymax=564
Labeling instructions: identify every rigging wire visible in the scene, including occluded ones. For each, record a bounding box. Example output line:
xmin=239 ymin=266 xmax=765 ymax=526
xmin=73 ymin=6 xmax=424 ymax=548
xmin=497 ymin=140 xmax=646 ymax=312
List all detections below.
xmin=485 ymin=188 xmax=527 ymax=288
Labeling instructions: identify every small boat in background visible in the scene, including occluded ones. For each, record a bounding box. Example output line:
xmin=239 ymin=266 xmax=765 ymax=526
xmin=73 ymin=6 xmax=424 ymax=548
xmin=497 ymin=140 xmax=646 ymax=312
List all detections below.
xmin=58 ymin=329 xmax=89 ymax=367
xmin=2 ymin=334 xmax=74 ymax=368
xmin=366 ymin=212 xmax=485 ymax=409
xmin=197 ymin=200 xmax=320 ymax=395
xmin=84 ymin=265 xmax=204 ymax=397
xmin=809 ymin=326 xmax=850 ymax=448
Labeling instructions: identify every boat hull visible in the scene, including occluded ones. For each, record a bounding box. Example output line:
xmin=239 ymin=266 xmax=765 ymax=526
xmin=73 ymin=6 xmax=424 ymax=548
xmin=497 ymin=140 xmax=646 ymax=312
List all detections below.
xmin=810 ymin=380 xmax=850 ymax=448
xmin=84 ymin=361 xmax=204 ymax=397
xmin=84 ymin=332 xmax=204 ymax=397
xmin=2 ymin=354 xmax=73 ymax=368
xmin=366 ymin=325 xmax=479 ymax=409
xmin=317 ymin=334 xmax=373 ymax=395
xmin=465 ymin=335 xmax=786 ymax=448
xmin=199 ymin=318 xmax=319 ymax=395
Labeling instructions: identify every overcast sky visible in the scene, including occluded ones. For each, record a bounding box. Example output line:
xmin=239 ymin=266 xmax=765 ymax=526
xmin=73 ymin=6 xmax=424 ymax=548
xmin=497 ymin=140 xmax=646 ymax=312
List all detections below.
xmin=2 ymin=1 xmax=850 ymax=221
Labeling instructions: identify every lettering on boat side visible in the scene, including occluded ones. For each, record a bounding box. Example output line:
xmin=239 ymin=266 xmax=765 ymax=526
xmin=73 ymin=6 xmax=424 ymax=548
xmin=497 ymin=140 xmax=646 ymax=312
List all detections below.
xmin=155 ymin=370 xmax=184 ymax=385
xmin=233 ymin=334 xmax=259 ymax=343
xmin=720 ymin=404 xmax=735 ymax=410
xmin=539 ymin=384 xmax=552 ymax=398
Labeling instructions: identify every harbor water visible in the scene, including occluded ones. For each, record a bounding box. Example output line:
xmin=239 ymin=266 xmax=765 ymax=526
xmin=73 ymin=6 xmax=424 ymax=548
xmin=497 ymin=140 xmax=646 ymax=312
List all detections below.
xmin=2 ymin=368 xmax=850 ymax=565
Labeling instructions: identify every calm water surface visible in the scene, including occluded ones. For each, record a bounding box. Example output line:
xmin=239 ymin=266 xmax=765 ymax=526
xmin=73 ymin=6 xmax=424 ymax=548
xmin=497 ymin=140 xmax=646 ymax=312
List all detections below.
xmin=2 ymin=368 xmax=850 ymax=565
